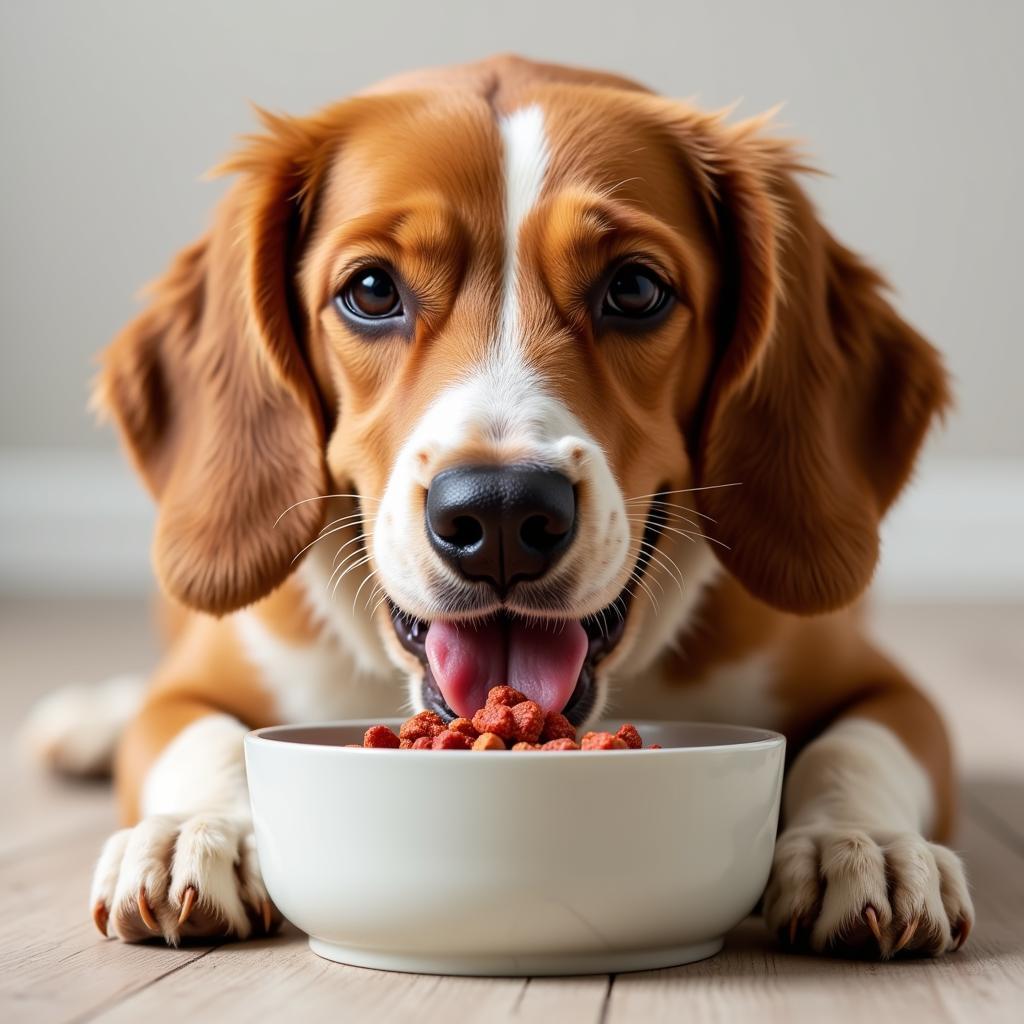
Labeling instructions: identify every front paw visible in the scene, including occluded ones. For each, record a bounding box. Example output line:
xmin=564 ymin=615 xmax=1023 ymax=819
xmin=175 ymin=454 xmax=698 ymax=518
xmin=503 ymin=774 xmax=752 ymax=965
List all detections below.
xmin=763 ymin=826 xmax=974 ymax=958
xmin=90 ymin=814 xmax=280 ymax=945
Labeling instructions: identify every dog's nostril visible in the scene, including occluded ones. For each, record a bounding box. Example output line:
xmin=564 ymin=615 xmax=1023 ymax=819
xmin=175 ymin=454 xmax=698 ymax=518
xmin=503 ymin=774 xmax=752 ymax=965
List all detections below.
xmin=519 ymin=513 xmax=568 ymax=553
xmin=449 ymin=515 xmax=484 ymax=549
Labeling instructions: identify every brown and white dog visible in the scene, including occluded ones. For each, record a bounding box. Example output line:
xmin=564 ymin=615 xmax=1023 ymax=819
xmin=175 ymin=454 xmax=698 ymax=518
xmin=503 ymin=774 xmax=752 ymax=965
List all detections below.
xmin=26 ymin=55 xmax=972 ymax=957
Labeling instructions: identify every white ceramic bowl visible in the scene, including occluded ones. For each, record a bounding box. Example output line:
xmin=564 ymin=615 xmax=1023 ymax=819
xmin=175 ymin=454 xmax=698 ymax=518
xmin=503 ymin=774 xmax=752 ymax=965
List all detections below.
xmin=245 ymin=720 xmax=785 ymax=976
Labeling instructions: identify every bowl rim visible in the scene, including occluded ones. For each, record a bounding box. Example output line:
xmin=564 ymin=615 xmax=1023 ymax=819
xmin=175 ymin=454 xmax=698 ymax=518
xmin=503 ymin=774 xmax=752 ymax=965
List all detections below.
xmin=245 ymin=719 xmax=786 ymax=757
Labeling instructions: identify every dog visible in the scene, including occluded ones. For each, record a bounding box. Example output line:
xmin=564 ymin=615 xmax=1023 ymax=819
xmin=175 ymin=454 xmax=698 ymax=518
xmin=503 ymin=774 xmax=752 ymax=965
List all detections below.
xmin=24 ymin=54 xmax=972 ymax=957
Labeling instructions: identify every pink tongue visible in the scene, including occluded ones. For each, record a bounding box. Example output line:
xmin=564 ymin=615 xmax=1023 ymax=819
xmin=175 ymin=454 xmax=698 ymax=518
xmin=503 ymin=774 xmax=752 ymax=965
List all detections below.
xmin=424 ymin=618 xmax=589 ymax=718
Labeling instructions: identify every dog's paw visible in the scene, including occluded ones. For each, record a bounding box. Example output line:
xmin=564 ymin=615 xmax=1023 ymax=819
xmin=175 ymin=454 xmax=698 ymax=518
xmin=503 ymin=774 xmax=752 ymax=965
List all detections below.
xmin=90 ymin=814 xmax=280 ymax=945
xmin=20 ymin=675 xmax=144 ymax=776
xmin=763 ymin=826 xmax=974 ymax=958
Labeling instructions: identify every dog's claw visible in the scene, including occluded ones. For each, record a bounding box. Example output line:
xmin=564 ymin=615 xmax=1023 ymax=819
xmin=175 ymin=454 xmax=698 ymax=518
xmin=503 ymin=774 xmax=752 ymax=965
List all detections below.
xmin=137 ymin=888 xmax=159 ymax=932
xmin=953 ymin=916 xmax=972 ymax=951
xmin=863 ymin=905 xmax=883 ymax=945
xmin=787 ymin=914 xmax=800 ymax=945
xmin=261 ymin=898 xmax=273 ymax=933
xmin=178 ymin=886 xmax=196 ymax=927
xmin=92 ymin=900 xmax=109 ymax=937
xmin=893 ymin=916 xmax=920 ymax=953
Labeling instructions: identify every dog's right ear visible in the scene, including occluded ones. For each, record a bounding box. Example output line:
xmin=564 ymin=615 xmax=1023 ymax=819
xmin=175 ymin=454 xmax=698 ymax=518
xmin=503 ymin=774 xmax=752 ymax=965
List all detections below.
xmin=95 ymin=109 xmax=345 ymax=615
xmin=666 ymin=107 xmax=949 ymax=614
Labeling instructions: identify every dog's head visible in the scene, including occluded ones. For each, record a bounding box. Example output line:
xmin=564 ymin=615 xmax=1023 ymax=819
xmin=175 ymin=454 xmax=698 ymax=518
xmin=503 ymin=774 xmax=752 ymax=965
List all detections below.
xmin=97 ymin=56 xmax=948 ymax=723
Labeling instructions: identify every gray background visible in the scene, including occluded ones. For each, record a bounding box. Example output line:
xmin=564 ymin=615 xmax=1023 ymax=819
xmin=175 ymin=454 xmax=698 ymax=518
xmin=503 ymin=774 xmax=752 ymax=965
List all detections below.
xmin=1 ymin=0 xmax=1021 ymax=457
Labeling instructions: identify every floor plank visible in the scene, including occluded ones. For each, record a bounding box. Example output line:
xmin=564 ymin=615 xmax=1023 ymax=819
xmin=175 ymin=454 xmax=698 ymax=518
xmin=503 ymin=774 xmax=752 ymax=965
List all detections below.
xmin=0 ymin=825 xmax=218 ymax=1024
xmin=88 ymin=931 xmax=530 ymax=1024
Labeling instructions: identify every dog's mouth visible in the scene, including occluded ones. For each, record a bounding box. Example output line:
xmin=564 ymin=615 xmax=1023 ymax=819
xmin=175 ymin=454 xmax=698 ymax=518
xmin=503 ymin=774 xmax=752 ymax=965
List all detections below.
xmin=390 ymin=493 xmax=667 ymax=726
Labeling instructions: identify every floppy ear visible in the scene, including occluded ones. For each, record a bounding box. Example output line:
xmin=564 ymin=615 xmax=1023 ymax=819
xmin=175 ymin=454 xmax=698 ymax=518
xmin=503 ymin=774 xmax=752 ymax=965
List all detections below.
xmin=95 ymin=111 xmax=339 ymax=615
xmin=687 ymin=118 xmax=950 ymax=614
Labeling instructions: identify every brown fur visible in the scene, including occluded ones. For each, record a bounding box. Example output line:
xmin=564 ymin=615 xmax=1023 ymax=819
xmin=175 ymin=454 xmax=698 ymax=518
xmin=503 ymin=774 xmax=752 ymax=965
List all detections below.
xmin=97 ymin=55 xmax=953 ymax=841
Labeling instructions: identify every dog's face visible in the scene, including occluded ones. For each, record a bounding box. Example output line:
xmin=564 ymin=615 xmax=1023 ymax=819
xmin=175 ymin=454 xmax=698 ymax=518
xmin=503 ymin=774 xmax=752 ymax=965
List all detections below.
xmin=297 ymin=88 xmax=721 ymax=720
xmin=98 ymin=58 xmax=948 ymax=723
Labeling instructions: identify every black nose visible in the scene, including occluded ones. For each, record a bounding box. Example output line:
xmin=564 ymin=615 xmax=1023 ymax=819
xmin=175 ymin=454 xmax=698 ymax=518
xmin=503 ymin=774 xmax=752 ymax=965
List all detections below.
xmin=425 ymin=465 xmax=576 ymax=595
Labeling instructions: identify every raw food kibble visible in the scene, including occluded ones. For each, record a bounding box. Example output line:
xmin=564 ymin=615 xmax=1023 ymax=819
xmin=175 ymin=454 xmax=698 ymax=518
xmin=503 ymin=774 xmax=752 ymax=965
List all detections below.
xmin=353 ymin=687 xmax=654 ymax=752
xmin=363 ymin=725 xmax=400 ymax=748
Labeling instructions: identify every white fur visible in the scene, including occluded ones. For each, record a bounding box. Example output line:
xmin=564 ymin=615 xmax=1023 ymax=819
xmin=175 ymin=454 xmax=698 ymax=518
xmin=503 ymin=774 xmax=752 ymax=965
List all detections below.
xmin=615 ymin=643 xmax=784 ymax=730
xmin=784 ymin=718 xmax=934 ymax=835
xmin=496 ymin=103 xmax=548 ymax=362
xmin=763 ymin=718 xmax=973 ymax=956
xmin=296 ymin=532 xmax=396 ymax=679
xmin=20 ymin=674 xmax=144 ymax=776
xmin=141 ymin=713 xmax=250 ymax=819
xmin=236 ymin=559 xmax=405 ymax=723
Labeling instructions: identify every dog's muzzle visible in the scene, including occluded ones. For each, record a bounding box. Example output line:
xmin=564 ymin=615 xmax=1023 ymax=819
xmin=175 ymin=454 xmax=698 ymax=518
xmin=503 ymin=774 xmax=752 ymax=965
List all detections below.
xmin=390 ymin=489 xmax=669 ymax=725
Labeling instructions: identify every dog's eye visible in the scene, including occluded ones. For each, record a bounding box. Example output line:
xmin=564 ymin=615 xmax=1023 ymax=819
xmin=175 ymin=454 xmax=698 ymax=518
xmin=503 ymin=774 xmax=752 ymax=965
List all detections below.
xmin=602 ymin=264 xmax=671 ymax=320
xmin=336 ymin=268 xmax=403 ymax=321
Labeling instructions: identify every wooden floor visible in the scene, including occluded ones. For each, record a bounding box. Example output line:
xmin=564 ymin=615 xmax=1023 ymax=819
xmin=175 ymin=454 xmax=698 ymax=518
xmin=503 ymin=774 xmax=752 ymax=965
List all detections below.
xmin=1 ymin=598 xmax=1022 ymax=1024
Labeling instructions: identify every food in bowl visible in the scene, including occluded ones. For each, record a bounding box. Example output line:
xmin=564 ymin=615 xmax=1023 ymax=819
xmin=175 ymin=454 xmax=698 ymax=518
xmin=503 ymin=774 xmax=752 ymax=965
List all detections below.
xmin=355 ymin=687 xmax=659 ymax=751
xmin=245 ymin=719 xmax=785 ymax=976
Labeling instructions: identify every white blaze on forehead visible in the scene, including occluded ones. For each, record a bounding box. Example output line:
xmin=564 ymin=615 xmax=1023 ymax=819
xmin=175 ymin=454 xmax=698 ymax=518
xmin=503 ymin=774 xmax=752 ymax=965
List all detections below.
xmin=498 ymin=103 xmax=550 ymax=358
xmin=418 ymin=101 xmax=557 ymax=441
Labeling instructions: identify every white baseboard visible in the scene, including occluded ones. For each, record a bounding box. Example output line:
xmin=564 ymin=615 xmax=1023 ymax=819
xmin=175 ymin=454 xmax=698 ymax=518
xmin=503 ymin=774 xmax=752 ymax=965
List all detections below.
xmin=876 ymin=458 xmax=1024 ymax=600
xmin=0 ymin=449 xmax=156 ymax=596
xmin=1 ymin=450 xmax=1022 ymax=601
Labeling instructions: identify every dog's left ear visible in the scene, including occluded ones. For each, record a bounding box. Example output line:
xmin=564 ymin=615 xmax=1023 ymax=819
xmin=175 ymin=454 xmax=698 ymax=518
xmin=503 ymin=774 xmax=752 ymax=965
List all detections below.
xmin=95 ymin=108 xmax=343 ymax=614
xmin=681 ymin=115 xmax=950 ymax=614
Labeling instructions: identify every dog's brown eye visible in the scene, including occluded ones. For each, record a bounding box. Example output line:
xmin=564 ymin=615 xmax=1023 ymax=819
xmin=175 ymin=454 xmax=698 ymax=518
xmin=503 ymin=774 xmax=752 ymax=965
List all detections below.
xmin=603 ymin=264 xmax=670 ymax=320
xmin=337 ymin=268 xmax=403 ymax=321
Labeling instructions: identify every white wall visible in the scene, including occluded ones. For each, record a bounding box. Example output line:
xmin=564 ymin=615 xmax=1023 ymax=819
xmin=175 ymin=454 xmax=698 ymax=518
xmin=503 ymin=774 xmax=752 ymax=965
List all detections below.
xmin=1 ymin=0 xmax=1022 ymax=597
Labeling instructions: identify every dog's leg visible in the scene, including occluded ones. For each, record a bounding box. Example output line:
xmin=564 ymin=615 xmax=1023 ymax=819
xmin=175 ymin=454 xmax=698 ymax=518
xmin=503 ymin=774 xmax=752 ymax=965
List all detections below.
xmin=91 ymin=695 xmax=277 ymax=945
xmin=90 ymin=621 xmax=282 ymax=947
xmin=763 ymin=670 xmax=974 ymax=957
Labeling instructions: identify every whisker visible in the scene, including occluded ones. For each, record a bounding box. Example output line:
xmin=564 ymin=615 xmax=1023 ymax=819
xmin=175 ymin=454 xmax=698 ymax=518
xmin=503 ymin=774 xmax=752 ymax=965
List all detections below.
xmin=351 ymin=567 xmax=378 ymax=613
xmin=290 ymin=520 xmax=361 ymax=565
xmin=666 ymin=526 xmax=729 ymax=550
xmin=324 ymin=545 xmax=367 ymax=593
xmin=328 ymin=544 xmax=370 ymax=584
xmin=623 ymin=482 xmax=741 ymax=503
xmin=633 ymin=578 xmax=660 ymax=614
xmin=332 ymin=532 xmax=367 ymax=566
xmin=625 ymin=509 xmax=704 ymax=532
xmin=635 ymin=499 xmax=718 ymax=524
xmin=318 ymin=512 xmax=365 ymax=536
xmin=662 ymin=523 xmax=730 ymax=550
xmin=628 ymin=553 xmax=666 ymax=597
xmin=363 ymin=582 xmax=386 ymax=613
xmin=274 ymin=493 xmax=380 ymax=528
xmin=331 ymin=554 xmax=373 ymax=600
xmin=626 ymin=517 xmax=730 ymax=550
xmin=625 ymin=516 xmax=697 ymax=544
xmin=638 ymin=540 xmax=686 ymax=594
xmin=626 ymin=568 xmax=660 ymax=613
